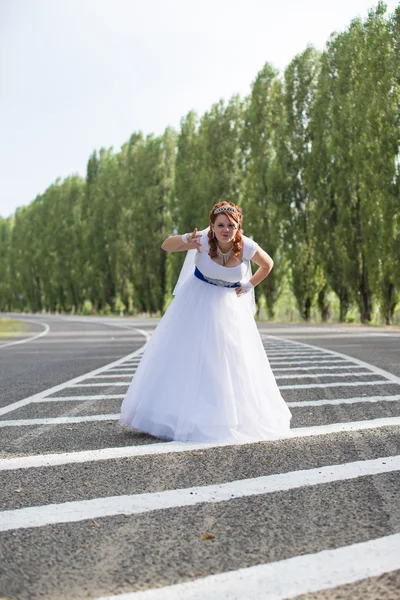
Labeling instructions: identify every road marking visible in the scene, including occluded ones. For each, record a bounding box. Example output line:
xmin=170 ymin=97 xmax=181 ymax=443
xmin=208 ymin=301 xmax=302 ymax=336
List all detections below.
xmin=264 ymin=335 xmax=400 ymax=386
xmin=280 ymin=380 xmax=393 ymax=389
xmin=96 ymin=533 xmax=400 ymax=600
xmin=0 ymin=455 xmax=398 ymax=532
xmin=0 ymin=414 xmax=120 ymax=427
xmin=0 ymin=347 xmax=145 ymax=417
xmin=88 ymin=374 xmax=135 ymax=379
xmin=266 ymin=352 xmax=336 ymax=358
xmin=27 ymin=393 xmax=400 ymax=407
xmin=32 ymin=394 xmax=125 ymax=402
xmin=1 ymin=417 xmax=399 ymax=470
xmin=104 ymin=368 xmax=139 ymax=371
xmin=121 ymin=359 xmax=142 ymax=363
xmin=0 ymin=320 xmax=50 ymax=350
xmin=287 ymin=395 xmax=400 ymax=407
xmin=272 ymin=365 xmax=368 ymax=371
xmin=275 ymin=371 xmax=374 ymax=380
xmin=269 ymin=359 xmax=348 ymax=365
xmin=70 ymin=382 xmax=129 ymax=387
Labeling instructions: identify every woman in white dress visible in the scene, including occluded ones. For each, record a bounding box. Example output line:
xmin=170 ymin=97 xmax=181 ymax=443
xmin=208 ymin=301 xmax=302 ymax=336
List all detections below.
xmin=119 ymin=201 xmax=292 ymax=442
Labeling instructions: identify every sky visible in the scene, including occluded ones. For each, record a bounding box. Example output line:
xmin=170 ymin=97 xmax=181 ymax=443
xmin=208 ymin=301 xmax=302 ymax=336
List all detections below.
xmin=1 ymin=0 xmax=399 ymax=218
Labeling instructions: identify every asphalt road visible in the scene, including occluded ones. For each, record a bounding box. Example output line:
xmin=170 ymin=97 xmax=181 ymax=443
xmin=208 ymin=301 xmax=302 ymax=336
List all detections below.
xmin=0 ymin=314 xmax=399 ymax=600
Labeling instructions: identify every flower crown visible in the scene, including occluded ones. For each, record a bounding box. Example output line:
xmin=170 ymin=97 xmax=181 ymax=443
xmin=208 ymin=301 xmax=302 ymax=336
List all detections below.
xmin=213 ymin=205 xmax=238 ymax=215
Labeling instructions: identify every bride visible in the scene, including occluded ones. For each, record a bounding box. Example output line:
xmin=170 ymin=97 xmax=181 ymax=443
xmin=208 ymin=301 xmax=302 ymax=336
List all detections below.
xmin=119 ymin=201 xmax=292 ymax=442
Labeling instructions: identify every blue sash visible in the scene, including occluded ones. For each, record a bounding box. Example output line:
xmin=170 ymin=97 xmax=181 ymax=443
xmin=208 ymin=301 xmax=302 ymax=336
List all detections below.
xmin=194 ymin=267 xmax=239 ymax=288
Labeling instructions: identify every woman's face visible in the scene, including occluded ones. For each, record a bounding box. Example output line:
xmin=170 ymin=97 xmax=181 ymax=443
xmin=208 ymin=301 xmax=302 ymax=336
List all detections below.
xmin=213 ymin=213 xmax=238 ymax=245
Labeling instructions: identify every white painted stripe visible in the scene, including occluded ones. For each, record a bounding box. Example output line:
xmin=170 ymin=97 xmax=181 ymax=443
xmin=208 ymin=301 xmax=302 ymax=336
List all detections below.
xmin=0 ymin=455 xmax=398 ymax=532
xmin=123 ymin=358 xmax=143 ymax=361
xmin=107 ymin=366 xmax=139 ymax=369
xmin=293 ymin=417 xmax=400 ymax=436
xmin=266 ymin=352 xmax=334 ymax=358
xmin=265 ymin=346 xmax=329 ymax=351
xmin=70 ymin=382 xmax=129 ymax=387
xmin=280 ymin=380 xmax=393 ymax=389
xmin=0 ymin=320 xmax=50 ymax=350
xmin=119 ymin=360 xmax=143 ymax=364
xmin=32 ymin=395 xmax=125 ymax=402
xmin=273 ymin=365 xmax=368 ymax=372
xmin=106 ymin=365 xmax=136 ymax=373
xmin=1 ymin=417 xmax=399 ymax=471
xmin=269 ymin=359 xmax=348 ymax=366
xmin=287 ymin=395 xmax=400 ymax=407
xmin=275 ymin=371 xmax=372 ymax=380
xmin=89 ymin=374 xmax=135 ymax=379
xmin=265 ymin=348 xmax=331 ymax=353
xmin=96 ymin=533 xmax=400 ymax=600
xmin=0 ymin=343 xmax=146 ymax=417
xmin=0 ymin=414 xmax=119 ymax=427
xmin=74 ymin=377 xmax=394 ymax=389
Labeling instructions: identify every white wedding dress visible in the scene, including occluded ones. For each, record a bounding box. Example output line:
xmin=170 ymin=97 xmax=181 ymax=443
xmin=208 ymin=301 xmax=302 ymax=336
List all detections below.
xmin=119 ymin=229 xmax=292 ymax=442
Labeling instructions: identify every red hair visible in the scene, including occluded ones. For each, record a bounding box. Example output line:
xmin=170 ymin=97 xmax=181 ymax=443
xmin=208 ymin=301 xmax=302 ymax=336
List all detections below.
xmin=208 ymin=201 xmax=243 ymax=260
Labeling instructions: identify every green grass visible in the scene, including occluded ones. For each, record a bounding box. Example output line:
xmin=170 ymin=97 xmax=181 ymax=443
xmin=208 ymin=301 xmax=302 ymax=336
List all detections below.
xmin=0 ymin=318 xmax=29 ymax=338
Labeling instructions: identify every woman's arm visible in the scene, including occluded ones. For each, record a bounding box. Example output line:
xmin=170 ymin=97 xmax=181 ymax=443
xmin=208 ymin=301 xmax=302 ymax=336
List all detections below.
xmin=236 ymin=246 xmax=274 ymax=296
xmin=161 ymin=228 xmax=202 ymax=252
xmin=248 ymin=247 xmax=274 ymax=286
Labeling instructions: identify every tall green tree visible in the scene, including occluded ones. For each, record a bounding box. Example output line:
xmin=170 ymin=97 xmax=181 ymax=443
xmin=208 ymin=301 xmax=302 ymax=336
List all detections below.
xmin=278 ymin=46 xmax=321 ymax=321
xmin=242 ymin=63 xmax=286 ymax=317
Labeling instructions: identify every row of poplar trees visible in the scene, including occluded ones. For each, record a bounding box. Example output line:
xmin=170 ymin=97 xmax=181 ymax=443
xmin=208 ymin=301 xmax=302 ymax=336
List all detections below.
xmin=1 ymin=3 xmax=399 ymax=324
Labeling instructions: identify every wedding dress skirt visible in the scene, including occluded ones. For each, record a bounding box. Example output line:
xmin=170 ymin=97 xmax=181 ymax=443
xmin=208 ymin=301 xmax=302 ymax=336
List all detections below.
xmin=119 ymin=249 xmax=292 ymax=443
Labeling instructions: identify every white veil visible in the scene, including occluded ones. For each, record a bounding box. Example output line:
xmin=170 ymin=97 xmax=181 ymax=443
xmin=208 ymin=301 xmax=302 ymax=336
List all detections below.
xmin=172 ymin=227 xmax=209 ymax=296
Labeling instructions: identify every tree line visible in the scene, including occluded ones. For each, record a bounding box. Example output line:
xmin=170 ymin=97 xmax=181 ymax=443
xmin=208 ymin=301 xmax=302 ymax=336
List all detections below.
xmin=1 ymin=3 xmax=399 ymax=324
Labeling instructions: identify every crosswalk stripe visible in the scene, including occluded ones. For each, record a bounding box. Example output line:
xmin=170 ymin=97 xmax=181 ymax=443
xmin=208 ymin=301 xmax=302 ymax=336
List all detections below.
xmin=269 ymin=359 xmax=347 ymax=365
xmin=0 ymin=414 xmax=120 ymax=427
xmin=280 ymin=380 xmax=393 ymax=389
xmin=275 ymin=371 xmax=374 ymax=379
xmin=96 ymin=533 xmax=400 ymax=600
xmin=266 ymin=353 xmax=334 ymax=358
xmin=0 ymin=455 xmax=398 ymax=532
xmin=272 ymin=365 xmax=368 ymax=371
xmin=68 ymin=379 xmax=396 ymax=390
xmin=1 ymin=417 xmax=399 ymax=470
xmin=25 ymin=393 xmax=400 ymax=407
xmin=287 ymin=394 xmax=400 ymax=407
xmin=32 ymin=394 xmax=125 ymax=402
xmin=89 ymin=374 xmax=135 ymax=379
xmin=104 ymin=368 xmax=138 ymax=372
xmin=70 ymin=382 xmax=129 ymax=387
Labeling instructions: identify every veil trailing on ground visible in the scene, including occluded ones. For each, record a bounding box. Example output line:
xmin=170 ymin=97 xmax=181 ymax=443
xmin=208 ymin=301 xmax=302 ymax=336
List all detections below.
xmin=172 ymin=226 xmax=256 ymax=315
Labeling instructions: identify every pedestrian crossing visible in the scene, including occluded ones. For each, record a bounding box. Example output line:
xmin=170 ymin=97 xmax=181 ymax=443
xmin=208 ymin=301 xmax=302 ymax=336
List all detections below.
xmin=0 ymin=333 xmax=399 ymax=599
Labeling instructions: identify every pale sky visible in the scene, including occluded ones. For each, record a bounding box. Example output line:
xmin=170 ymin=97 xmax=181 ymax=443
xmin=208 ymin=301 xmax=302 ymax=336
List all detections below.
xmin=1 ymin=0 xmax=398 ymax=218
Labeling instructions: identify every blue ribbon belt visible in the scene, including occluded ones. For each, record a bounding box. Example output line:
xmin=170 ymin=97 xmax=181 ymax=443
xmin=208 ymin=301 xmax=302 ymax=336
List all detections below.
xmin=194 ymin=267 xmax=239 ymax=288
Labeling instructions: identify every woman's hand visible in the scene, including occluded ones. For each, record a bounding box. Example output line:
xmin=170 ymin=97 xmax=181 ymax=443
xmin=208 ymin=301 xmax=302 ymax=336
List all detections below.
xmin=236 ymin=281 xmax=254 ymax=296
xmin=182 ymin=228 xmax=202 ymax=249
xmin=182 ymin=227 xmax=201 ymax=249
xmin=161 ymin=228 xmax=203 ymax=252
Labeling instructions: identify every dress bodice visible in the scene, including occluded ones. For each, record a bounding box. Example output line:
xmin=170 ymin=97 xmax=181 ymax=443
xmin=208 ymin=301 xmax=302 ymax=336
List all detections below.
xmin=194 ymin=230 xmax=259 ymax=283
xmin=195 ymin=252 xmax=247 ymax=283
xmin=172 ymin=228 xmax=259 ymax=296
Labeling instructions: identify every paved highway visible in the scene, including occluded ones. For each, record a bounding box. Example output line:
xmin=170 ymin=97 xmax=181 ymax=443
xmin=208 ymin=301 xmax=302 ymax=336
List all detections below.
xmin=0 ymin=314 xmax=399 ymax=599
